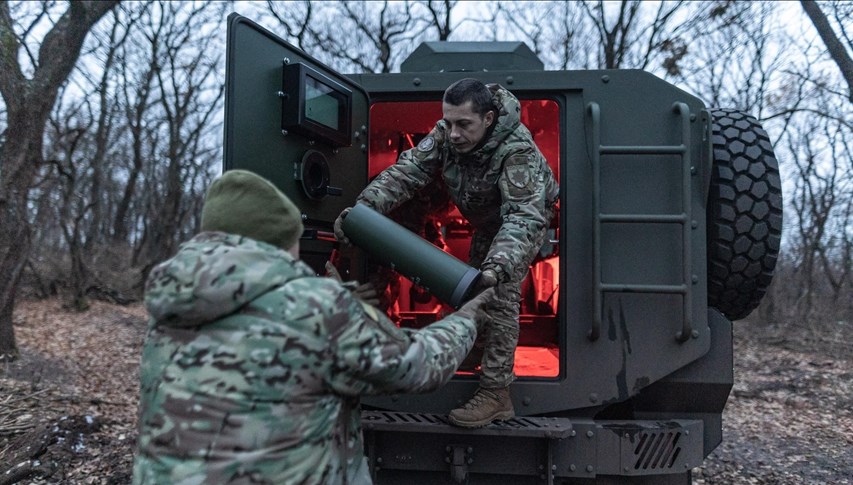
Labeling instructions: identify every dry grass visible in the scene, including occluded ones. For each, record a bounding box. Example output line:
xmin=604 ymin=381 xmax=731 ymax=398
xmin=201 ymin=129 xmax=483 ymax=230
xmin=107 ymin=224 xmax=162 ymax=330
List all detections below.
xmin=0 ymin=299 xmax=146 ymax=484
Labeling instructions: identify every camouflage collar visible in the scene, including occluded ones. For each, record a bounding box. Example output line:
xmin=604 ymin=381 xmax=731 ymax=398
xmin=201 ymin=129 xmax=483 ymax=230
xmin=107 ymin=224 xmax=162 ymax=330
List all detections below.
xmin=144 ymin=231 xmax=314 ymax=327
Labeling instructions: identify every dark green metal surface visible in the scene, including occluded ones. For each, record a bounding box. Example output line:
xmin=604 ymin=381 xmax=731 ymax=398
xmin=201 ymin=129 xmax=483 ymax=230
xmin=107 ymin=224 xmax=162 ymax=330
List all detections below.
xmin=400 ymin=41 xmax=544 ymax=72
xmin=222 ymin=17 xmax=766 ymax=482
xmin=355 ymin=67 xmax=711 ymax=416
xmin=631 ymin=308 xmax=734 ymax=457
xmin=363 ymin=412 xmax=702 ymax=483
xmin=224 ymin=14 xmax=368 ymax=224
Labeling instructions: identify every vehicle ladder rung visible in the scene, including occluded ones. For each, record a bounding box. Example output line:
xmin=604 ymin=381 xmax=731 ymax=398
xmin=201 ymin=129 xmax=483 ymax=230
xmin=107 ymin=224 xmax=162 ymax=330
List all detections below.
xmin=599 ymin=213 xmax=687 ymax=224
xmin=600 ymin=283 xmax=688 ymax=294
xmin=600 ymin=145 xmax=686 ymax=155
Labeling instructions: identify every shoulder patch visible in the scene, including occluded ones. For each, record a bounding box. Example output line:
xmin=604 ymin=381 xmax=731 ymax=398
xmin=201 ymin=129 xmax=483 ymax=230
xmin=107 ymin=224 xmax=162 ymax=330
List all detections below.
xmin=505 ymin=157 xmax=531 ymax=190
xmin=417 ymin=136 xmax=435 ymax=152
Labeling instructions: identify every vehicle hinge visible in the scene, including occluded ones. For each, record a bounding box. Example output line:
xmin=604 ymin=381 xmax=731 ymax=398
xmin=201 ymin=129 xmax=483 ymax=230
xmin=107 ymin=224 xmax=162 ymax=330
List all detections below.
xmin=446 ymin=444 xmax=473 ymax=484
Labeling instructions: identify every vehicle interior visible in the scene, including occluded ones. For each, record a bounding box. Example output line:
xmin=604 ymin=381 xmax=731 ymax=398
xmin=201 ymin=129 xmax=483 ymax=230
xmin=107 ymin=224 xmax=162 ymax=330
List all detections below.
xmin=367 ymin=99 xmax=562 ymax=379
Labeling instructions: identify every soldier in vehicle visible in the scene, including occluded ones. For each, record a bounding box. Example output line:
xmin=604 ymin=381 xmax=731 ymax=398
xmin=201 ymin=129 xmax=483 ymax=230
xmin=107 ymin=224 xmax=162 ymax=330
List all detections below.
xmin=334 ymin=78 xmax=559 ymax=428
xmin=133 ymin=170 xmax=494 ymax=484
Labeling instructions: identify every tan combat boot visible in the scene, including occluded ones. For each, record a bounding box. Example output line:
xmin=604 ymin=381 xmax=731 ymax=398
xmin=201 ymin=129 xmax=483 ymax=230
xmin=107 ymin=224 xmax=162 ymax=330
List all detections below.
xmin=448 ymin=387 xmax=514 ymax=428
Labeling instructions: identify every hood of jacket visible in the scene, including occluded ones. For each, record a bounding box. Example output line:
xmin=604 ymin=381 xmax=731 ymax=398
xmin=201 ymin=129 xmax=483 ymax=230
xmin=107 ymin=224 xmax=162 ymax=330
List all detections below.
xmin=143 ymin=231 xmax=314 ymax=328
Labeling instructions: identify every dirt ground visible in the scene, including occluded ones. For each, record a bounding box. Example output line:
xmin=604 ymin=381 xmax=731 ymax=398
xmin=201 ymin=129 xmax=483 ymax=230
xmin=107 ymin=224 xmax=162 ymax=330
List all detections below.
xmin=1 ymin=298 xmax=851 ymax=484
xmin=694 ymin=319 xmax=853 ymax=485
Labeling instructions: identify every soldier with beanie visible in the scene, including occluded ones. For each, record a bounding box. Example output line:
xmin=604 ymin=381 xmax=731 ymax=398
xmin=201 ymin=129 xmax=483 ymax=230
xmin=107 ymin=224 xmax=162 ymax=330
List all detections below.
xmin=133 ymin=170 xmax=494 ymax=484
xmin=335 ymin=78 xmax=558 ymax=428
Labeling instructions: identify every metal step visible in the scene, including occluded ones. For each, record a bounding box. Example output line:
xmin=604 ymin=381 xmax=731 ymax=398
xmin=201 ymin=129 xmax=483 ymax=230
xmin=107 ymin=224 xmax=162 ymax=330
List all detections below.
xmin=362 ymin=410 xmax=573 ymax=439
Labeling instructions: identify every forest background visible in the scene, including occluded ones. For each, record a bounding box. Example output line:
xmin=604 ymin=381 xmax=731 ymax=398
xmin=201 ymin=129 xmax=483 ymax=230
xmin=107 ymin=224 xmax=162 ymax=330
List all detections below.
xmin=0 ymin=0 xmax=850 ymax=378
xmin=0 ymin=1 xmax=851 ymax=483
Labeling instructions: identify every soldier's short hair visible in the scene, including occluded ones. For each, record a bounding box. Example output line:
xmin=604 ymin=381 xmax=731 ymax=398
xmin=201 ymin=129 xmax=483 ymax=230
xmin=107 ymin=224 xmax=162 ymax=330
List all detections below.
xmin=443 ymin=78 xmax=494 ymax=117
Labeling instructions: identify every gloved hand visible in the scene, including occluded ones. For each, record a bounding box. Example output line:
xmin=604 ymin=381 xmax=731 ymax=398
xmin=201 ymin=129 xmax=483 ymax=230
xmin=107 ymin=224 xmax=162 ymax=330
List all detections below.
xmin=474 ymin=268 xmax=498 ymax=294
xmin=454 ymin=287 xmax=496 ymax=329
xmin=325 ymin=261 xmax=380 ymax=306
xmin=333 ymin=207 xmax=352 ymax=245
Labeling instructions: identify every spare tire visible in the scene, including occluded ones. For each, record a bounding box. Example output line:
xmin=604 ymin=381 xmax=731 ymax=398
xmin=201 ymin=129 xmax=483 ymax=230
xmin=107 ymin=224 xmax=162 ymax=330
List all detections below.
xmin=707 ymin=109 xmax=783 ymax=320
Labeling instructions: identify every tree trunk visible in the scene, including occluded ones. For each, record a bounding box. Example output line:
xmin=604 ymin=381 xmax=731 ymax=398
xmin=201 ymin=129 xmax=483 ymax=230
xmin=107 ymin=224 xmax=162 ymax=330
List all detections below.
xmin=0 ymin=212 xmax=28 ymax=361
xmin=0 ymin=0 xmax=118 ymax=361
xmin=0 ymin=109 xmax=42 ymax=361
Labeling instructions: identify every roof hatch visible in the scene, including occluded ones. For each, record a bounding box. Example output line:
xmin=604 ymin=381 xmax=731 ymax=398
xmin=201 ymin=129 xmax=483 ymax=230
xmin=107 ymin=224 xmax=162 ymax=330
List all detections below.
xmin=400 ymin=41 xmax=544 ymax=72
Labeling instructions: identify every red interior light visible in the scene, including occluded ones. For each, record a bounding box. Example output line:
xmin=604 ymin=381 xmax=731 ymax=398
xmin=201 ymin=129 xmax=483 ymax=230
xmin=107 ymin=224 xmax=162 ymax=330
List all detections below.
xmin=368 ymin=100 xmax=561 ymax=379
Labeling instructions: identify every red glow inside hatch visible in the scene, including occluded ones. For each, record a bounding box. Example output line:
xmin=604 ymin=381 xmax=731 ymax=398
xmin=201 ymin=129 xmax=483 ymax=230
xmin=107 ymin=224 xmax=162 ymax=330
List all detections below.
xmin=369 ymin=100 xmax=560 ymax=181
xmin=368 ymin=100 xmax=561 ymax=379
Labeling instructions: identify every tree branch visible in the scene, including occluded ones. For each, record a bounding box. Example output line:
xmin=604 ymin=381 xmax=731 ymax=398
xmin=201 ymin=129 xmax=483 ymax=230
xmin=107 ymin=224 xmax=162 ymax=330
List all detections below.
xmin=801 ymin=0 xmax=853 ymax=103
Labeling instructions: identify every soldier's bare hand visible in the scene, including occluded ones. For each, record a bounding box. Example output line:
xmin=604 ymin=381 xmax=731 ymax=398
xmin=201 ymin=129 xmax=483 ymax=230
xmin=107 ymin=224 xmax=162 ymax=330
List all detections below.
xmin=333 ymin=207 xmax=352 ymax=245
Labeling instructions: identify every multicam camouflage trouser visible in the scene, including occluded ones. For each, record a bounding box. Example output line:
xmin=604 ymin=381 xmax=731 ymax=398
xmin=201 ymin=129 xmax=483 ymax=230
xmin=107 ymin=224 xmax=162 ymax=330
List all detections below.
xmin=469 ymin=206 xmax=555 ymax=389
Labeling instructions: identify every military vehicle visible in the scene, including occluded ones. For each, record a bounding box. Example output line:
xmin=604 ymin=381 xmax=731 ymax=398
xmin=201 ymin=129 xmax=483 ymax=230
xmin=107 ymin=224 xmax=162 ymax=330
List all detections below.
xmin=224 ymin=14 xmax=782 ymax=485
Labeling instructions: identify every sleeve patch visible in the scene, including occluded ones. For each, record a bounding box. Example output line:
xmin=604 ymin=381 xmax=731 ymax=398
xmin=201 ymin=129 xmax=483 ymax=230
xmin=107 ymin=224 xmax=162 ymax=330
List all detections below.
xmin=417 ymin=136 xmax=435 ymax=152
xmin=505 ymin=157 xmax=532 ymax=190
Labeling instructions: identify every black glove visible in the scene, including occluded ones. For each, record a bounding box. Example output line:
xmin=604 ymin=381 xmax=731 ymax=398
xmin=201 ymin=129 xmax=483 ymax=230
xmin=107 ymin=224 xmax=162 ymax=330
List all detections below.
xmin=333 ymin=207 xmax=352 ymax=245
xmin=474 ymin=268 xmax=498 ymax=294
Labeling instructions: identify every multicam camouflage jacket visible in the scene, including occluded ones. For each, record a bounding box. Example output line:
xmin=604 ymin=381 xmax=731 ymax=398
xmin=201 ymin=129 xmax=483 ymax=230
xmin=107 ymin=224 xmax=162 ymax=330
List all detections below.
xmin=133 ymin=232 xmax=477 ymax=485
xmin=356 ymin=84 xmax=559 ymax=281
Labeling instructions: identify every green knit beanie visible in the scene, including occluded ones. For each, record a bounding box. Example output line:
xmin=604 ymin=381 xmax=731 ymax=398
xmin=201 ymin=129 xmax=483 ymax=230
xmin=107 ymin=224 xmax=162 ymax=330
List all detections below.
xmin=201 ymin=170 xmax=304 ymax=251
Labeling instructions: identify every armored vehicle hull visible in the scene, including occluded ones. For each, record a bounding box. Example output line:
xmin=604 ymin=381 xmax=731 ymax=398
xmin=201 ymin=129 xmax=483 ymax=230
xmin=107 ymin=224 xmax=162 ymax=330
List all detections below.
xmin=224 ymin=14 xmax=781 ymax=484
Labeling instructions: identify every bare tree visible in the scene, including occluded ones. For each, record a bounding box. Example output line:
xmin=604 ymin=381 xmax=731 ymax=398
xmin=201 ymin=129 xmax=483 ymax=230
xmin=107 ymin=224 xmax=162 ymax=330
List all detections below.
xmin=575 ymin=0 xmax=696 ymax=70
xmin=112 ymin=2 xmax=156 ymax=245
xmin=581 ymin=0 xmax=642 ymax=68
xmin=788 ymin=121 xmax=831 ymax=317
xmin=801 ymin=0 xmax=853 ymax=103
xmin=751 ymin=3 xmax=853 ymax=325
xmin=60 ymin=7 xmax=134 ymax=309
xmin=265 ymin=0 xmax=317 ymax=51
xmin=46 ymin=94 xmax=94 ymax=311
xmin=17 ymin=4 xmax=146 ymax=310
xmin=322 ymin=1 xmax=418 ymax=73
xmin=550 ymin=2 xmax=596 ymax=70
xmin=133 ymin=1 xmax=225 ymax=270
xmin=669 ymin=1 xmax=789 ymax=119
xmin=0 ymin=0 xmax=117 ymax=361
xmin=421 ymin=0 xmax=455 ymax=41
xmin=80 ymin=9 xmax=129 ymax=255
xmin=774 ymin=76 xmax=853 ymax=322
xmin=492 ymin=1 xmax=704 ymax=72
xmin=494 ymin=2 xmax=556 ymax=59
xmin=263 ymin=0 xmax=465 ymax=73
